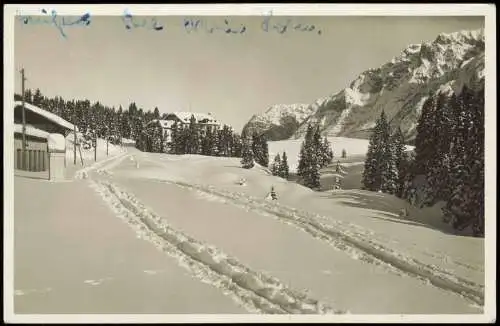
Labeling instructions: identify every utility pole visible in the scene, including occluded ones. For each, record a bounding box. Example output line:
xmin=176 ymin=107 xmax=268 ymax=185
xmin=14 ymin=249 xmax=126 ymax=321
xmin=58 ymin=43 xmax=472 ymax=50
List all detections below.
xmin=73 ymin=107 xmax=77 ymax=165
xmin=21 ymin=68 xmax=27 ymax=170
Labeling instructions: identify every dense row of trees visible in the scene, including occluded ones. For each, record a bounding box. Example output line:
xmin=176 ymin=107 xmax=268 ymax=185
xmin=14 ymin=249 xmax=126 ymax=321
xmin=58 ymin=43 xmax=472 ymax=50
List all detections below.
xmin=362 ymin=85 xmax=484 ymax=237
xmin=361 ymin=111 xmax=407 ymax=196
xmin=140 ymin=116 xmax=243 ymax=157
xmin=240 ymin=131 xmax=270 ymax=169
xmin=16 ymin=88 xmax=162 ymax=146
xmin=297 ymin=124 xmax=334 ymax=189
xmin=270 ymin=152 xmax=290 ymax=179
xmin=16 ymin=88 xmax=245 ymax=158
xmin=413 ymin=85 xmax=484 ymax=236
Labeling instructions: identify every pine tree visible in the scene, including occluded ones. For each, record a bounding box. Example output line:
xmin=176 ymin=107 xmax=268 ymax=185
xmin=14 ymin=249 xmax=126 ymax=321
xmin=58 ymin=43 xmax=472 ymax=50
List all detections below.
xmin=241 ymin=135 xmax=254 ymax=169
xmin=342 ymin=148 xmax=347 ymax=159
xmin=181 ymin=125 xmax=191 ymax=154
xmin=400 ymin=150 xmax=417 ymax=199
xmin=201 ymin=126 xmax=215 ymax=156
xmin=297 ymin=125 xmax=322 ymax=189
xmin=297 ymin=125 xmax=310 ymax=179
xmin=121 ymin=111 xmax=130 ymax=139
xmin=251 ymin=132 xmax=262 ymax=165
xmin=391 ymin=127 xmax=406 ymax=197
xmin=304 ymin=157 xmax=321 ymax=189
xmin=186 ymin=115 xmax=201 ymax=154
xmin=217 ymin=127 xmax=225 ymax=156
xmin=271 ymin=153 xmax=281 ymax=176
xmin=445 ymin=86 xmax=484 ymax=235
xmin=279 ymin=152 xmax=290 ymax=180
xmin=425 ymin=92 xmax=454 ymax=202
xmin=414 ymin=96 xmax=438 ymax=175
xmin=127 ymin=103 xmax=138 ymax=140
xmin=170 ymin=122 xmax=179 ymax=154
xmin=149 ymin=121 xmax=163 ymax=153
xmin=259 ymin=134 xmax=269 ymax=167
xmin=221 ymin=125 xmax=233 ymax=157
xmin=297 ymin=142 xmax=308 ymax=179
xmin=469 ymin=86 xmax=485 ymax=236
xmin=297 ymin=124 xmax=315 ymax=183
xmin=312 ymin=126 xmax=322 ymax=155
xmin=232 ymin=133 xmax=242 ymax=157
xmin=251 ymin=132 xmax=269 ymax=167
xmin=379 ymin=114 xmax=399 ymax=195
xmin=362 ymin=134 xmax=379 ymax=191
xmin=23 ymin=89 xmax=33 ymax=103
xmin=33 ymin=88 xmax=43 ymax=107
xmin=362 ymin=110 xmax=394 ymax=192
xmin=320 ymin=136 xmax=333 ymax=168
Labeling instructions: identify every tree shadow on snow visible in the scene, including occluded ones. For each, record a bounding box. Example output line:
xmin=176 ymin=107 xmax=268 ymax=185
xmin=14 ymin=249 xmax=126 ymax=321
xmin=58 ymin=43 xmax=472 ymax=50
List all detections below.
xmin=319 ymin=191 xmax=465 ymax=237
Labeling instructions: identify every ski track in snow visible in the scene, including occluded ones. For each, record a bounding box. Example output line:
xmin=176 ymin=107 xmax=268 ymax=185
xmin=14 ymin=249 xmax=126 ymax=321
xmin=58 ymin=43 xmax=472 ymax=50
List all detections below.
xmin=74 ymin=152 xmax=130 ymax=180
xmin=147 ymin=178 xmax=484 ymax=308
xmin=325 ymin=195 xmax=484 ymax=275
xmin=89 ymin=153 xmax=483 ymax=310
xmin=311 ymin=209 xmax=484 ymax=276
xmin=86 ymin=175 xmax=343 ymax=314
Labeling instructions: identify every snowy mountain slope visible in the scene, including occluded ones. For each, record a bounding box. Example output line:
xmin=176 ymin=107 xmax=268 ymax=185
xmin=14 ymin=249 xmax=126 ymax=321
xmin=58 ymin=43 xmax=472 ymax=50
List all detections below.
xmin=294 ymin=28 xmax=485 ymax=142
xmin=242 ymin=103 xmax=318 ymax=140
xmin=242 ymin=29 xmax=485 ymax=143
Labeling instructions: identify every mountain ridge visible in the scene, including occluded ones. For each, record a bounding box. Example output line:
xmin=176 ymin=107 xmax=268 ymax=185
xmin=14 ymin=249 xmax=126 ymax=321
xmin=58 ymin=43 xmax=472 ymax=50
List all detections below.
xmin=242 ymin=28 xmax=485 ymax=143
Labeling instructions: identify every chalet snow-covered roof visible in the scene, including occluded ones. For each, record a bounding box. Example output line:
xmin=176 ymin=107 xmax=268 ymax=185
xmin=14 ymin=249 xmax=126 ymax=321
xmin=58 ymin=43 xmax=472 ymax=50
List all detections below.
xmin=146 ymin=119 xmax=176 ymax=128
xmin=14 ymin=123 xmax=50 ymax=139
xmin=14 ymin=101 xmax=78 ymax=132
xmin=166 ymin=112 xmax=220 ymax=124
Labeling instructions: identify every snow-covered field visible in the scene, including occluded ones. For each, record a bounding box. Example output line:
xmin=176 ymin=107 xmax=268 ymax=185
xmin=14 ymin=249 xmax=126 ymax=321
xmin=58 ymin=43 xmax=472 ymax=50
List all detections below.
xmin=11 ymin=147 xmax=489 ymax=320
xmin=65 ymin=133 xmax=126 ymax=166
xmin=63 ymin=134 xmax=127 ymax=179
xmin=103 ymin=152 xmax=483 ymax=311
xmin=13 ymin=176 xmax=244 ymax=314
xmin=268 ymin=137 xmax=414 ymax=173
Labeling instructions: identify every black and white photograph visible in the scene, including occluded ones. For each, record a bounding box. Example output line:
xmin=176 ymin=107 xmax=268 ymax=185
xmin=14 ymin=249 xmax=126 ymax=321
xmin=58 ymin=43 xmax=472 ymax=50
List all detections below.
xmin=3 ymin=3 xmax=496 ymax=323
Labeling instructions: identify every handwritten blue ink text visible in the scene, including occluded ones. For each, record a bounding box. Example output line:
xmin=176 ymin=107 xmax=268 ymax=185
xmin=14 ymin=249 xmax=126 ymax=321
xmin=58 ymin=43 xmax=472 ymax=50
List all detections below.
xmin=17 ymin=9 xmax=91 ymax=38
xmin=122 ymin=9 xmax=164 ymax=31
xmin=183 ymin=17 xmax=246 ymax=34
xmin=261 ymin=11 xmax=322 ymax=35
xmin=18 ymin=9 xmax=324 ymax=38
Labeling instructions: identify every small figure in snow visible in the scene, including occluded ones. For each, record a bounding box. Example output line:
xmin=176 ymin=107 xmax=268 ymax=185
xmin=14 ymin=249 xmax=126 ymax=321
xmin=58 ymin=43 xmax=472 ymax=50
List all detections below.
xmin=335 ymin=161 xmax=342 ymax=174
xmin=270 ymin=186 xmax=278 ymax=201
xmin=135 ymin=160 xmax=140 ymax=169
xmin=399 ymin=207 xmax=409 ymax=219
xmin=238 ymin=177 xmax=247 ymax=186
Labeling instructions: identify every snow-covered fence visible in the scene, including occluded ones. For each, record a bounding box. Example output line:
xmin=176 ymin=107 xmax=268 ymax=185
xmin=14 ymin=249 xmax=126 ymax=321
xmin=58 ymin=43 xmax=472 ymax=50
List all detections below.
xmin=14 ymin=129 xmax=69 ymax=181
xmin=14 ymin=138 xmax=49 ymax=174
xmin=14 ymin=128 xmax=50 ymax=180
xmin=47 ymin=133 xmax=66 ymax=181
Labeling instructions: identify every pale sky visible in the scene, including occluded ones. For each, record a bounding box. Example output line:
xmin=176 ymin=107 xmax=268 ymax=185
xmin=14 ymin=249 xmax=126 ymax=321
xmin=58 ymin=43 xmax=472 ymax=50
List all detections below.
xmin=14 ymin=15 xmax=484 ymax=131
